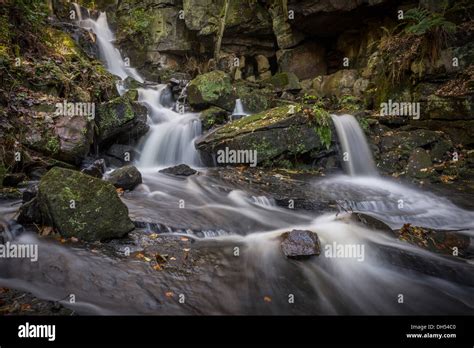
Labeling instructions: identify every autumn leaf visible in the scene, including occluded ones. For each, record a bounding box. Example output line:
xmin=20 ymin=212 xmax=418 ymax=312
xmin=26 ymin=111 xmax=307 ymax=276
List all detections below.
xmin=264 ymin=296 xmax=272 ymax=303
xmin=165 ymin=292 xmax=174 ymax=298
xmin=153 ymin=264 xmax=162 ymax=271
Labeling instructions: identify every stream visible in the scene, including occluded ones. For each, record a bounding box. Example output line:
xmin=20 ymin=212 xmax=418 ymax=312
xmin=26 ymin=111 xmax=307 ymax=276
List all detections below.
xmin=0 ymin=10 xmax=473 ymax=316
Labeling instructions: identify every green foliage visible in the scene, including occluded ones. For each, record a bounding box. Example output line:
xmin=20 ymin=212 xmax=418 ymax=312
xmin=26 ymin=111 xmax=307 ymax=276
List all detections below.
xmin=404 ymin=8 xmax=456 ymax=36
xmin=117 ymin=8 xmax=153 ymax=46
xmin=301 ymin=94 xmax=332 ymax=150
xmin=338 ymin=95 xmax=361 ymax=112
xmin=358 ymin=117 xmax=370 ymax=131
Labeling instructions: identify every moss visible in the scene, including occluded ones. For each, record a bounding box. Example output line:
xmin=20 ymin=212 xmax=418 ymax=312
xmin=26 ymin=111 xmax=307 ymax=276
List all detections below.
xmin=45 ymin=136 xmax=60 ymax=155
xmin=37 ymin=167 xmax=134 ymax=241
xmin=96 ymin=91 xmax=137 ymax=139
xmin=215 ymin=106 xmax=290 ymax=138
xmin=188 ymin=70 xmax=233 ymax=108
xmin=264 ymin=72 xmax=301 ymax=90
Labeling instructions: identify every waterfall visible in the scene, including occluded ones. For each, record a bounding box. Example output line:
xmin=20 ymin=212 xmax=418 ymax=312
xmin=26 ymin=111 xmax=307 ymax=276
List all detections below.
xmin=75 ymin=6 xmax=201 ymax=168
xmin=137 ymin=86 xmax=202 ymax=168
xmin=79 ymin=11 xmax=144 ymax=87
xmin=331 ymin=114 xmax=377 ymax=176
xmin=231 ymin=98 xmax=248 ymax=120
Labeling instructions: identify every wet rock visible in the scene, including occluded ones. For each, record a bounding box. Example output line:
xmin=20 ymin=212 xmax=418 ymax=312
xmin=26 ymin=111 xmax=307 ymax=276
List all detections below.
xmin=276 ymin=42 xmax=327 ymax=80
xmin=17 ymin=198 xmax=41 ymax=225
xmin=346 ymin=212 xmax=393 ymax=234
xmin=107 ymin=165 xmax=142 ymax=191
xmin=2 ymin=173 xmax=26 ymax=187
xmin=407 ymin=148 xmax=432 ymax=178
xmin=397 ymin=223 xmax=471 ymax=257
xmin=81 ymin=159 xmax=106 ymax=178
xmin=105 ymin=144 xmax=138 ymax=167
xmin=22 ymin=183 xmax=38 ymax=203
xmin=96 ymin=90 xmax=149 ymax=145
xmin=159 ymin=164 xmax=197 ymax=177
xmin=37 ymin=167 xmax=134 ymax=241
xmin=0 ymin=187 xmax=21 ymax=200
xmin=200 ymin=107 xmax=229 ymax=131
xmin=264 ymin=72 xmax=301 ymax=91
xmin=281 ymin=229 xmax=321 ymax=258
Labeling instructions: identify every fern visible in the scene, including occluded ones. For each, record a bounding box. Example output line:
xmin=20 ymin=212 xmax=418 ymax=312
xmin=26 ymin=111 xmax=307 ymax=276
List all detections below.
xmin=404 ymin=8 xmax=456 ymax=36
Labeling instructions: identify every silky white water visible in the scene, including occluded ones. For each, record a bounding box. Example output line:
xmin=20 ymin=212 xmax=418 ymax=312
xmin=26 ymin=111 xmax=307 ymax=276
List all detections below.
xmin=0 ymin=4 xmax=472 ymax=315
xmin=331 ymin=114 xmax=378 ymax=176
xmin=78 ymin=10 xmax=202 ymax=167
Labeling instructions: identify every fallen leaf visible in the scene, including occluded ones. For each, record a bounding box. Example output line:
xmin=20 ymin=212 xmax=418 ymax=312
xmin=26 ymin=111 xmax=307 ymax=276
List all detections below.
xmin=165 ymin=292 xmax=174 ymax=298
xmin=153 ymin=264 xmax=162 ymax=271
xmin=155 ymin=254 xmax=167 ymax=263
xmin=264 ymin=296 xmax=272 ymax=303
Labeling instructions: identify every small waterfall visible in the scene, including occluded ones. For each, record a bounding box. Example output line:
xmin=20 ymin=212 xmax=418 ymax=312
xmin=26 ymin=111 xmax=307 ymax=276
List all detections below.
xmin=137 ymin=86 xmax=202 ymax=168
xmin=230 ymin=98 xmax=248 ymax=120
xmin=331 ymin=114 xmax=377 ymax=176
xmin=78 ymin=11 xmax=143 ymax=87
xmin=74 ymin=6 xmax=201 ymax=168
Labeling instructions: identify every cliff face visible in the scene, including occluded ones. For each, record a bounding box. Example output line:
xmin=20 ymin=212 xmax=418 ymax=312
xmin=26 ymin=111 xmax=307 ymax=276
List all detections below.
xmin=2 ymin=0 xmax=473 ymax=184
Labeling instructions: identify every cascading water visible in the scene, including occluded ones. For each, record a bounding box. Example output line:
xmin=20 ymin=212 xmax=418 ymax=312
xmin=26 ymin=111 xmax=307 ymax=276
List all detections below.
xmin=0 ymin=3 xmax=472 ymax=316
xmin=331 ymin=114 xmax=378 ymax=176
xmin=77 ymin=8 xmax=201 ymax=167
xmin=137 ymin=86 xmax=202 ymax=167
xmin=79 ymin=12 xmax=143 ymax=92
xmin=231 ymin=98 xmax=248 ymax=120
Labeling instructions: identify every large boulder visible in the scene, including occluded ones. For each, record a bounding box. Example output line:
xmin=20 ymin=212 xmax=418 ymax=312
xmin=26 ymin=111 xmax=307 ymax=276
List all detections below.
xmin=106 ymin=165 xmax=143 ymax=190
xmin=264 ymin=72 xmax=301 ymax=91
xmin=96 ymin=90 xmax=149 ymax=145
xmin=36 ymin=167 xmax=134 ymax=241
xmin=187 ymin=71 xmax=234 ymax=110
xmin=196 ymin=106 xmax=333 ymax=166
xmin=276 ymin=42 xmax=327 ymax=80
xmin=188 ymin=71 xmax=274 ymax=112
xmin=281 ymin=229 xmax=321 ymax=258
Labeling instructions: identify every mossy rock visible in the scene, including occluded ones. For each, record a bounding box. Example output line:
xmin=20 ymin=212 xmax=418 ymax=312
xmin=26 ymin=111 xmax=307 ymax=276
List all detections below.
xmin=196 ymin=106 xmax=331 ymax=166
xmin=188 ymin=70 xmax=234 ymax=110
xmin=96 ymin=90 xmax=148 ymax=144
xmin=233 ymin=82 xmax=274 ymax=113
xmin=264 ymin=72 xmax=301 ymax=91
xmin=200 ymin=106 xmax=229 ymax=131
xmin=37 ymin=167 xmax=134 ymax=241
